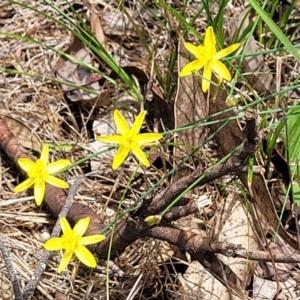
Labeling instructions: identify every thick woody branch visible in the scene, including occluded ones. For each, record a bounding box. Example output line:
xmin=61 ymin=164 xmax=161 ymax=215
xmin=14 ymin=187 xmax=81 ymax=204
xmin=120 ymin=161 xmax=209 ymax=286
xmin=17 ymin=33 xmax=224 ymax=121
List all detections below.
xmin=149 ymin=226 xmax=300 ymax=264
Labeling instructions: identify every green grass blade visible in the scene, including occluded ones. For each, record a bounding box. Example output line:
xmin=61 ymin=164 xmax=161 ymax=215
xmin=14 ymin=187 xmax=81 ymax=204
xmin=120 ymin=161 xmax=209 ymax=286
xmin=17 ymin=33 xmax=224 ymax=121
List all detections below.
xmin=249 ymin=0 xmax=300 ymax=63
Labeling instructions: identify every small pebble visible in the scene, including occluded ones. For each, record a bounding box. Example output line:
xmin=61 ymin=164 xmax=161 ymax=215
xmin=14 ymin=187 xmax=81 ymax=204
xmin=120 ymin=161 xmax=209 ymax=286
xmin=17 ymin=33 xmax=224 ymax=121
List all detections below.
xmin=41 ymin=231 xmax=51 ymax=242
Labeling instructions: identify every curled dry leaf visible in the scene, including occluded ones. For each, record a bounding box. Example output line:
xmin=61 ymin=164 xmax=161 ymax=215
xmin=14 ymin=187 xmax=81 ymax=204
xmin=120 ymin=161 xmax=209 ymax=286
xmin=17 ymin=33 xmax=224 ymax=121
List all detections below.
xmin=90 ymin=9 xmax=107 ymax=50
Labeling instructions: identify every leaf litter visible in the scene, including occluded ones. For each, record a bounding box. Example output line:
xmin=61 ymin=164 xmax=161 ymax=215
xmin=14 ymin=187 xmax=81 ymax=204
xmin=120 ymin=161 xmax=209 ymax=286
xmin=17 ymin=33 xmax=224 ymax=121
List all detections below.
xmin=1 ymin=0 xmax=300 ymax=299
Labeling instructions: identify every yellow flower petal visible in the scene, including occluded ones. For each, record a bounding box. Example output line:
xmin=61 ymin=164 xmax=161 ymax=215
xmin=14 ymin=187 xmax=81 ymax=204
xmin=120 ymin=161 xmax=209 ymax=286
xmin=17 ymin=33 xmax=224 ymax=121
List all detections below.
xmin=98 ymin=109 xmax=161 ymax=169
xmin=114 ymin=110 xmax=130 ymax=135
xmin=46 ymin=159 xmax=71 ymax=174
xmin=45 ymin=174 xmax=69 ymax=189
xmin=180 ymin=60 xmax=206 ymax=77
xmin=112 ymin=145 xmax=130 ymax=170
xmin=18 ymin=158 xmax=35 ymax=173
xmin=74 ymin=245 xmax=97 ymax=268
xmin=131 ymin=143 xmax=150 ymax=167
xmin=81 ymin=235 xmax=106 ymax=246
xmin=73 ymin=217 xmax=90 ymax=237
xmin=210 ymin=59 xmax=231 ymax=81
xmin=204 ymin=26 xmax=216 ymax=56
xmin=98 ymin=135 xmax=124 ymax=144
xmin=60 ymin=217 xmax=72 ymax=234
xmin=40 ymin=145 xmax=49 ymax=165
xmin=14 ymin=177 xmax=36 ymax=192
xmin=34 ymin=178 xmax=45 ymax=206
xmin=202 ymin=64 xmax=212 ymax=92
xmin=44 ymin=237 xmax=64 ymax=250
xmin=184 ymin=43 xmax=205 ymax=58
xmin=131 ymin=111 xmax=146 ymax=135
xmin=213 ymin=43 xmax=240 ymax=60
xmin=58 ymin=249 xmax=73 ymax=273
xmin=136 ymin=133 xmax=163 ymax=146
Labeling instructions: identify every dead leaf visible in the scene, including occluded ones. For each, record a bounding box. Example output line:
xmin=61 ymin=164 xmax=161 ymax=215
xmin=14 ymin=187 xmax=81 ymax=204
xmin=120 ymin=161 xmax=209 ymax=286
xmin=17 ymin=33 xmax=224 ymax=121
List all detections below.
xmin=0 ymin=113 xmax=42 ymax=152
xmin=214 ymin=193 xmax=259 ymax=289
xmin=228 ymin=9 xmax=276 ymax=94
xmin=178 ymin=261 xmax=241 ymax=300
xmin=90 ymin=9 xmax=107 ymax=50
xmin=101 ymin=11 xmax=138 ymax=37
xmin=209 ymin=88 xmax=298 ymax=250
xmin=257 ymin=241 xmax=297 ymax=281
xmin=55 ymin=37 xmax=110 ymax=105
xmin=56 ymin=47 xmax=100 ymax=102
xmin=174 ymin=34 xmax=208 ymax=159
xmin=253 ymin=274 xmax=298 ymax=299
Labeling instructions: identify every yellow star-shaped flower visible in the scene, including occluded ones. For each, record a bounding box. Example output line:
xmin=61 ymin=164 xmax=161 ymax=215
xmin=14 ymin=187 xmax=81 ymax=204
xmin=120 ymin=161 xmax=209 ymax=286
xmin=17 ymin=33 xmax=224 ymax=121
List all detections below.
xmin=98 ymin=110 xmax=163 ymax=170
xmin=44 ymin=217 xmax=105 ymax=273
xmin=180 ymin=26 xmax=240 ymax=92
xmin=14 ymin=145 xmax=71 ymax=206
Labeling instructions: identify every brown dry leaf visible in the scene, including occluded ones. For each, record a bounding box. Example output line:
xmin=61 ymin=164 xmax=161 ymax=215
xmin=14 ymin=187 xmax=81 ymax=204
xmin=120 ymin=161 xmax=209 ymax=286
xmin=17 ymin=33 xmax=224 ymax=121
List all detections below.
xmin=56 ymin=38 xmax=106 ymax=104
xmin=90 ymin=8 xmax=107 ymax=50
xmin=214 ymin=193 xmax=259 ymax=289
xmin=56 ymin=47 xmax=100 ymax=101
xmin=228 ymin=8 xmax=276 ymax=94
xmin=174 ymin=35 xmax=208 ymax=159
xmin=209 ymin=88 xmax=298 ymax=250
xmin=0 ymin=113 xmax=42 ymax=152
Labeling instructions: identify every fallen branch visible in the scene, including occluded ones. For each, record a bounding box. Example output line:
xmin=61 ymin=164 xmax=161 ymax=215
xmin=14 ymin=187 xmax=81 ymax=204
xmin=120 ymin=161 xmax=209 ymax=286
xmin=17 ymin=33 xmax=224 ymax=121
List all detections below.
xmin=0 ymin=107 xmax=298 ymax=295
